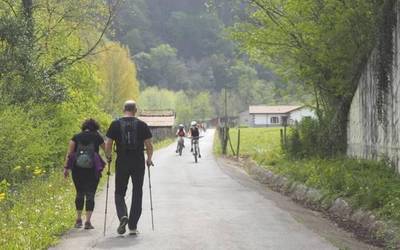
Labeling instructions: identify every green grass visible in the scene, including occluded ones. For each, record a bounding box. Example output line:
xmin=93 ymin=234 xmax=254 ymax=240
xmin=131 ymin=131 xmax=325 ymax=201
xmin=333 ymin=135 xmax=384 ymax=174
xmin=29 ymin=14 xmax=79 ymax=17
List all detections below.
xmin=154 ymin=137 xmax=175 ymax=150
xmin=0 ymin=137 xmax=174 ymax=250
xmin=216 ymin=127 xmax=400 ymax=226
xmin=0 ymin=171 xmax=75 ymax=250
xmin=223 ymin=127 xmax=283 ymax=165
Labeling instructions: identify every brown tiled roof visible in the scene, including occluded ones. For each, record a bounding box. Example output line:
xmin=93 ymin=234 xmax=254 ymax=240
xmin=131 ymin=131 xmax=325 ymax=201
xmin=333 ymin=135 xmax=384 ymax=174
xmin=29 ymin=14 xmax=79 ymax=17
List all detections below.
xmin=139 ymin=110 xmax=175 ymax=117
xmin=249 ymin=105 xmax=302 ymax=114
xmin=138 ymin=115 xmax=175 ymax=127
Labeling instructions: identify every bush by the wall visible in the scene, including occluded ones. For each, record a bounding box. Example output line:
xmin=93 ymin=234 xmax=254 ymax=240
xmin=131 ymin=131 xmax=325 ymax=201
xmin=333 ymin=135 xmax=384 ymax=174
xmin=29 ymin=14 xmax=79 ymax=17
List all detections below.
xmin=285 ymin=117 xmax=338 ymax=159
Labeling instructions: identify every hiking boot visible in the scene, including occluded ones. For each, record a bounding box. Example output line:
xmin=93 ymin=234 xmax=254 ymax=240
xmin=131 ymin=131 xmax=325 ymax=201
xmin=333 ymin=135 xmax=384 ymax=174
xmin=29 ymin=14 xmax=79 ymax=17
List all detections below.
xmin=84 ymin=222 xmax=94 ymax=230
xmin=129 ymin=229 xmax=139 ymax=235
xmin=117 ymin=216 xmax=129 ymax=235
xmin=74 ymin=219 xmax=83 ymax=228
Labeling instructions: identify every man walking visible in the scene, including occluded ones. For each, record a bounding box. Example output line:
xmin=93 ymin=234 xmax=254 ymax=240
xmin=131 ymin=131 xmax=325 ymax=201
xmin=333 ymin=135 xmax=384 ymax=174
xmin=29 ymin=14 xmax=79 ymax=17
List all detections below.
xmin=105 ymin=100 xmax=153 ymax=235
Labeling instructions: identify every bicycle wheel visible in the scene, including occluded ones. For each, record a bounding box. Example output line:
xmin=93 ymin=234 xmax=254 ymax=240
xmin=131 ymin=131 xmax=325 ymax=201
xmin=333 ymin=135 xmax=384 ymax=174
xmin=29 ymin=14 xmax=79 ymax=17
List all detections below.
xmin=179 ymin=145 xmax=182 ymax=156
xmin=194 ymin=147 xmax=198 ymax=163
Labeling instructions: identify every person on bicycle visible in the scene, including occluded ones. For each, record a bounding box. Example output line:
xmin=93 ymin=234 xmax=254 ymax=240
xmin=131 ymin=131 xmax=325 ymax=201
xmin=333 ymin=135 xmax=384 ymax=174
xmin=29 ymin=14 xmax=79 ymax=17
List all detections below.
xmin=175 ymin=124 xmax=186 ymax=153
xmin=188 ymin=121 xmax=201 ymax=158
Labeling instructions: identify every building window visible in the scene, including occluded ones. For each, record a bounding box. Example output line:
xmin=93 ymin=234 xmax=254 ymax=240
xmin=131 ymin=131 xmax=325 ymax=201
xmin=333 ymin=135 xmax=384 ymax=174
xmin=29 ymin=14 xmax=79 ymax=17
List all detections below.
xmin=270 ymin=116 xmax=279 ymax=124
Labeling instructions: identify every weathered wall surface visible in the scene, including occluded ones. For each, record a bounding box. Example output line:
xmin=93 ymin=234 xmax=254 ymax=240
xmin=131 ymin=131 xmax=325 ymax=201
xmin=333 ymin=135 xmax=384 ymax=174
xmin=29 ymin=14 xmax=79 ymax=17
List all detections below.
xmin=150 ymin=127 xmax=174 ymax=142
xmin=347 ymin=3 xmax=400 ymax=169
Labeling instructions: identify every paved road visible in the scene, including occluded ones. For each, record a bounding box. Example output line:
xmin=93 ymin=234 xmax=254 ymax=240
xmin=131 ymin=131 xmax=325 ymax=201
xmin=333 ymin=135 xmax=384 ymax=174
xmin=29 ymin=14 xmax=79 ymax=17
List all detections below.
xmin=52 ymin=130 xmax=378 ymax=250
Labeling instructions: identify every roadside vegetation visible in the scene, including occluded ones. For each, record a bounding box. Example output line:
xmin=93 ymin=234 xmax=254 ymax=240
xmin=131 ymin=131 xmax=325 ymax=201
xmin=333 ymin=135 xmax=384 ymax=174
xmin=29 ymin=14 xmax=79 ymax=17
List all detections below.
xmin=1 ymin=1 xmax=141 ymax=249
xmin=216 ymin=127 xmax=400 ymax=227
xmin=0 ymin=172 xmax=75 ymax=250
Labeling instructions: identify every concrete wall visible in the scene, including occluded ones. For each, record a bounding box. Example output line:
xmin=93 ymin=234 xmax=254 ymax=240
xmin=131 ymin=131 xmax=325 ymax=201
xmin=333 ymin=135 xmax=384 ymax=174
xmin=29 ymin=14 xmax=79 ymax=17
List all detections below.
xmin=289 ymin=108 xmax=316 ymax=124
xmin=252 ymin=114 xmax=286 ymax=127
xmin=150 ymin=127 xmax=174 ymax=142
xmin=347 ymin=2 xmax=400 ymax=169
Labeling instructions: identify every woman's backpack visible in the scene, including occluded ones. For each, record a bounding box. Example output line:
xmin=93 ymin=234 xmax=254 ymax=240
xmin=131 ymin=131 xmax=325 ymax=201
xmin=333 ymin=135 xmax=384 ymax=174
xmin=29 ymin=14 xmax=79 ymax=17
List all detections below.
xmin=75 ymin=143 xmax=95 ymax=168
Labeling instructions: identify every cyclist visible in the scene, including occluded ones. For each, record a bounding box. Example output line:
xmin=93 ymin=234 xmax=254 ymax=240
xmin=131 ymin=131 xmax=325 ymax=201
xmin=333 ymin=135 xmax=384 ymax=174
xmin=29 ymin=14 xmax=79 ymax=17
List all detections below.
xmin=175 ymin=124 xmax=186 ymax=153
xmin=188 ymin=121 xmax=201 ymax=158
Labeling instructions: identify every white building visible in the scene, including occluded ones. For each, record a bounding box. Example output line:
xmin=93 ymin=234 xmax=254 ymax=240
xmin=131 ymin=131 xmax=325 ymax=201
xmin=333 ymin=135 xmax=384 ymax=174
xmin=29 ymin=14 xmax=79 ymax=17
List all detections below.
xmin=240 ymin=105 xmax=315 ymax=127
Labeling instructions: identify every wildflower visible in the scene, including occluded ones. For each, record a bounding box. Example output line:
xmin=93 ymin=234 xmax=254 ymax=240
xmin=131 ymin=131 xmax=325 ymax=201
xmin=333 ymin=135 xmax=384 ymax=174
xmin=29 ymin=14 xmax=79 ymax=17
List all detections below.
xmin=33 ymin=167 xmax=43 ymax=176
xmin=0 ymin=192 xmax=6 ymax=202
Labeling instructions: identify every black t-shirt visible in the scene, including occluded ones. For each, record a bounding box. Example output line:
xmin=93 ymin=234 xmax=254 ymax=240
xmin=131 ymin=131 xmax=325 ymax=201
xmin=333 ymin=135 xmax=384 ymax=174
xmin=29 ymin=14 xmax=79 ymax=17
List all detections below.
xmin=72 ymin=131 xmax=104 ymax=153
xmin=106 ymin=117 xmax=152 ymax=155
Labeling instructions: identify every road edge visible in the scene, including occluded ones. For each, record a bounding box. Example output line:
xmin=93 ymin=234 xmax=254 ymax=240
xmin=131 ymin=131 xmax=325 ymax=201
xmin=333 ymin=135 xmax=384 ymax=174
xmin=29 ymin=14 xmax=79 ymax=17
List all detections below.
xmin=217 ymin=155 xmax=399 ymax=249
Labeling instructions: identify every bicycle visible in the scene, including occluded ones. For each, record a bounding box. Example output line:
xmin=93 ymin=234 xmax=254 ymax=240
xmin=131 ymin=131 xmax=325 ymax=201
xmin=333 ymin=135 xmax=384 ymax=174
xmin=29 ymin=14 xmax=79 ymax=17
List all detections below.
xmin=176 ymin=136 xmax=184 ymax=156
xmin=191 ymin=136 xmax=202 ymax=163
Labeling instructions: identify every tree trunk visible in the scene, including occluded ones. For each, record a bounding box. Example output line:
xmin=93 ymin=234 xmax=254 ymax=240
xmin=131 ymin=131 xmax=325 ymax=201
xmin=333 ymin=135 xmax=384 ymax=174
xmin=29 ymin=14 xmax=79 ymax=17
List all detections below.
xmin=19 ymin=0 xmax=36 ymax=102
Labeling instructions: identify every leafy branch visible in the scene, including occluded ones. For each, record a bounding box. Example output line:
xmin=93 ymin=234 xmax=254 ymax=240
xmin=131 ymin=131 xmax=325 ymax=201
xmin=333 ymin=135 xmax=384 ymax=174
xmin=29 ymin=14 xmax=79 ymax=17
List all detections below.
xmin=44 ymin=0 xmax=122 ymax=77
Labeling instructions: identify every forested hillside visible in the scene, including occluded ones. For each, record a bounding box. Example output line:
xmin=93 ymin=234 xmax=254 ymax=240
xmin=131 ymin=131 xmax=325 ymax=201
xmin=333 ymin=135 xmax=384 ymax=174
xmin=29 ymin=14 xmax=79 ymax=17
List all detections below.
xmin=110 ymin=0 xmax=310 ymax=119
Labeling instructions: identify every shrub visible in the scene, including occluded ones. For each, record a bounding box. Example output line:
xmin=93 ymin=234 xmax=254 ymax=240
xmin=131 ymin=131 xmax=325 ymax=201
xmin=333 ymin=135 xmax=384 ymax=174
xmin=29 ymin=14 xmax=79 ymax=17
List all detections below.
xmin=285 ymin=117 xmax=337 ymax=159
xmin=0 ymin=106 xmax=55 ymax=185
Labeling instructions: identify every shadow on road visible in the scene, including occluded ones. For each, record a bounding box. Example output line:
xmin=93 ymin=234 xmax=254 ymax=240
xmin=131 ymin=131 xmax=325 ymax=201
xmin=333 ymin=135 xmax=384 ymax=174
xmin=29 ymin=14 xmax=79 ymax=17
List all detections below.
xmin=94 ymin=234 xmax=140 ymax=249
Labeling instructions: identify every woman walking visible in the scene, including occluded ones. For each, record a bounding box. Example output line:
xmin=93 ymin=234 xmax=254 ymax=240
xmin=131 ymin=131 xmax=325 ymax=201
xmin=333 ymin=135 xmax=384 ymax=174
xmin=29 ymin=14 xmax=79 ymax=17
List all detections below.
xmin=64 ymin=118 xmax=106 ymax=229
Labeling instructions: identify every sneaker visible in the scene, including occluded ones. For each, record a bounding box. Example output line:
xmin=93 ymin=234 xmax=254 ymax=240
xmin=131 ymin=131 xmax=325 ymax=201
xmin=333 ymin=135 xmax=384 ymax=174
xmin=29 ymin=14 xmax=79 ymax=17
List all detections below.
xmin=199 ymin=154 xmax=201 ymax=158
xmin=190 ymin=148 xmax=193 ymax=152
xmin=176 ymin=149 xmax=178 ymax=153
xmin=74 ymin=219 xmax=83 ymax=228
xmin=84 ymin=222 xmax=94 ymax=230
xmin=129 ymin=229 xmax=139 ymax=235
xmin=117 ymin=216 xmax=129 ymax=235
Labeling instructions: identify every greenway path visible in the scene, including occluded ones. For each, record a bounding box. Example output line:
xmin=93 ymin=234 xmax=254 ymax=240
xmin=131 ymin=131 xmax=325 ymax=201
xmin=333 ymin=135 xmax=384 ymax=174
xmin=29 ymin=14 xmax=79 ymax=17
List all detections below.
xmin=52 ymin=130 xmax=378 ymax=250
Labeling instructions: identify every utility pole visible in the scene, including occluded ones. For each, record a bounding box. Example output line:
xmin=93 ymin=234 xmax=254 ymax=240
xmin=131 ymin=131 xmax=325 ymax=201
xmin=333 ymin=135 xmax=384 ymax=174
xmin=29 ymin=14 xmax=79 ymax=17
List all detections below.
xmin=222 ymin=86 xmax=228 ymax=154
xmin=224 ymin=87 xmax=227 ymax=127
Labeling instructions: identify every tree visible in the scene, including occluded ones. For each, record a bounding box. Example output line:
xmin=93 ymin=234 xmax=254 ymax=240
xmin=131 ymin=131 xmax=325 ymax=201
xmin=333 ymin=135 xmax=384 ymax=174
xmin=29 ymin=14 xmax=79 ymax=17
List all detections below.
xmin=165 ymin=11 xmax=229 ymax=59
xmin=138 ymin=87 xmax=177 ymax=110
xmin=231 ymin=0 xmax=382 ymax=154
xmin=0 ymin=0 xmax=121 ymax=105
xmin=192 ymin=92 xmax=214 ymax=120
xmin=95 ymin=42 xmax=140 ymax=116
xmin=134 ymin=44 xmax=191 ymax=90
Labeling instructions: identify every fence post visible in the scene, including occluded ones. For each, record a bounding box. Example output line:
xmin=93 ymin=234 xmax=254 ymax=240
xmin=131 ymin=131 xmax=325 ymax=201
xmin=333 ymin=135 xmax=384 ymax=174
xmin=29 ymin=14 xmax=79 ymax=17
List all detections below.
xmin=221 ymin=126 xmax=227 ymax=155
xmin=283 ymin=125 xmax=287 ymax=147
xmin=236 ymin=128 xmax=241 ymax=160
xmin=227 ymin=128 xmax=236 ymax=156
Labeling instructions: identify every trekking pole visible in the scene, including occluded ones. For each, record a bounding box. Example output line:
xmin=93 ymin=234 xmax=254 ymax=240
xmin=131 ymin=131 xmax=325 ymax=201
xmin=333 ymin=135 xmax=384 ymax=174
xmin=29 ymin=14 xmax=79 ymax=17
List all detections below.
xmin=147 ymin=162 xmax=155 ymax=231
xmin=103 ymin=158 xmax=112 ymax=236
